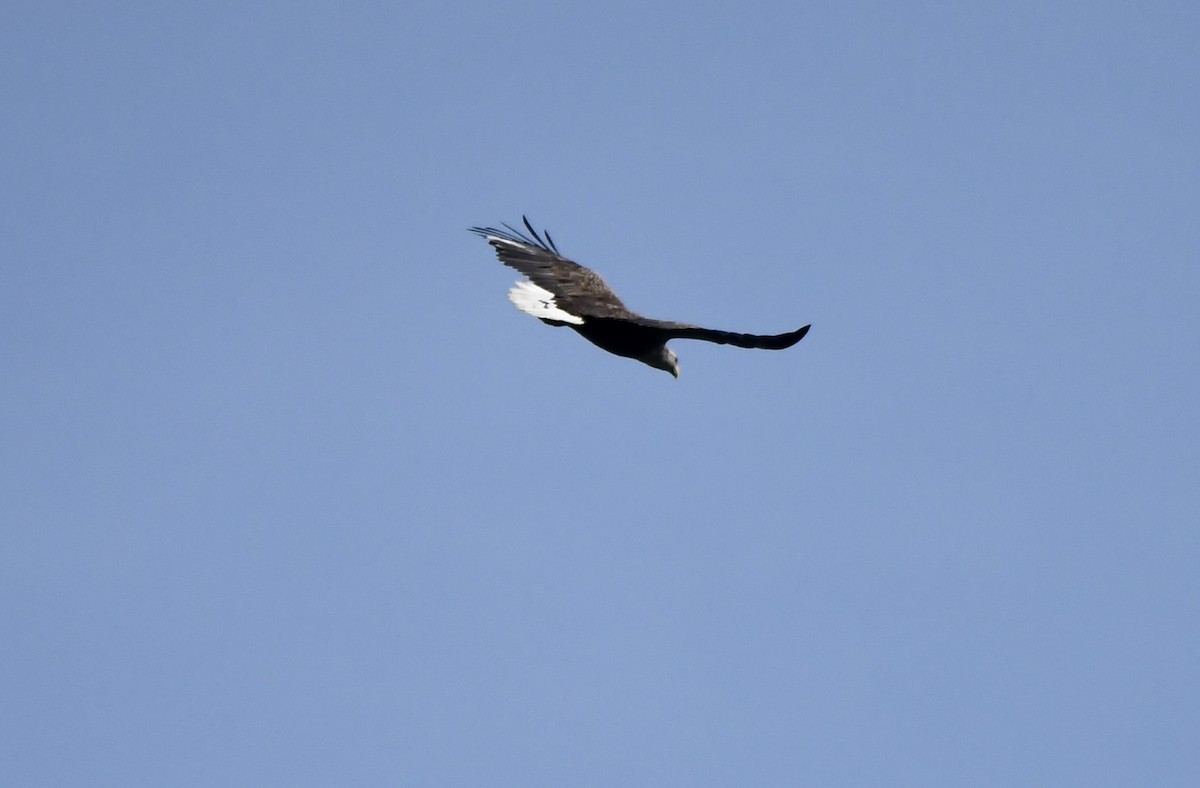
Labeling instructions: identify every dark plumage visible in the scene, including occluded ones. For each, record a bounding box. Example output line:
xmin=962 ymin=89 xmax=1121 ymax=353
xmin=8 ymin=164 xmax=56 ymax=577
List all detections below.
xmin=470 ymin=216 xmax=810 ymax=377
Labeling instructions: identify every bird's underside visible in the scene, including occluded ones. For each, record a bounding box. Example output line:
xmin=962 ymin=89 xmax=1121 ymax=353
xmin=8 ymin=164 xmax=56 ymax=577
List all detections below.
xmin=470 ymin=216 xmax=810 ymax=377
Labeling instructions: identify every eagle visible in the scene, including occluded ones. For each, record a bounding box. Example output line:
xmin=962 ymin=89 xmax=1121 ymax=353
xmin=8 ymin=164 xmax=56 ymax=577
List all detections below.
xmin=470 ymin=217 xmax=811 ymax=378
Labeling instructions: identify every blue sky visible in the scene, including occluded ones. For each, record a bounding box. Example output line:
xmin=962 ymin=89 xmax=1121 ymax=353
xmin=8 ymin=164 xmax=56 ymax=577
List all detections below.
xmin=2 ymin=1 xmax=1197 ymax=785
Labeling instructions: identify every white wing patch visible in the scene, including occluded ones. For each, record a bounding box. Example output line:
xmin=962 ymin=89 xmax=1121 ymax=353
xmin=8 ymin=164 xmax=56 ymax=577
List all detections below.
xmin=507 ymin=280 xmax=584 ymax=325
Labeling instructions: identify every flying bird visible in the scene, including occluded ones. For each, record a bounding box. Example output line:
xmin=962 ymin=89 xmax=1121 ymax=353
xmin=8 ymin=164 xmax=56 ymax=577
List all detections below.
xmin=470 ymin=217 xmax=811 ymax=378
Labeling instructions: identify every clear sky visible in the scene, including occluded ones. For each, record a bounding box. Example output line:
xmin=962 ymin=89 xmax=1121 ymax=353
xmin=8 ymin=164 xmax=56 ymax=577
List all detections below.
xmin=3 ymin=1 xmax=1197 ymax=785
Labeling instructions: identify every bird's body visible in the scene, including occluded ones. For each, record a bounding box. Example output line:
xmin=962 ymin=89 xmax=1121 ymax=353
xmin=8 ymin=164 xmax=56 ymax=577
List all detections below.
xmin=470 ymin=217 xmax=810 ymax=377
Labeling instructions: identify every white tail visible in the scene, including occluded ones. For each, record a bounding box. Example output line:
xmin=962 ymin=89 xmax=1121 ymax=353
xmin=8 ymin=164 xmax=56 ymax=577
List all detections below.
xmin=507 ymin=280 xmax=584 ymax=325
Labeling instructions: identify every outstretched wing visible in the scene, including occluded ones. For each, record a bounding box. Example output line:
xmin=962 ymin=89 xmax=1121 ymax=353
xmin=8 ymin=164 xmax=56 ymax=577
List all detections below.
xmin=638 ymin=319 xmax=811 ymax=349
xmin=469 ymin=217 xmax=633 ymax=320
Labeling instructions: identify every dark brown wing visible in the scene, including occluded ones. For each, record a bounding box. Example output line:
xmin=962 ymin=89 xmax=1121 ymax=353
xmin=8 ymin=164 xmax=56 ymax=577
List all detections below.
xmin=469 ymin=217 xmax=634 ymax=320
xmin=636 ymin=319 xmax=811 ymax=349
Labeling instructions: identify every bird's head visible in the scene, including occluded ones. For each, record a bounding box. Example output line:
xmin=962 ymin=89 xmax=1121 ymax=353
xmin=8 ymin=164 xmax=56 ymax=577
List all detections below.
xmin=648 ymin=346 xmax=679 ymax=378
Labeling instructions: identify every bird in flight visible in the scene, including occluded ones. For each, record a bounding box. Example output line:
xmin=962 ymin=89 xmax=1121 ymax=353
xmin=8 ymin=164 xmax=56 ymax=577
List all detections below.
xmin=470 ymin=217 xmax=811 ymax=378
